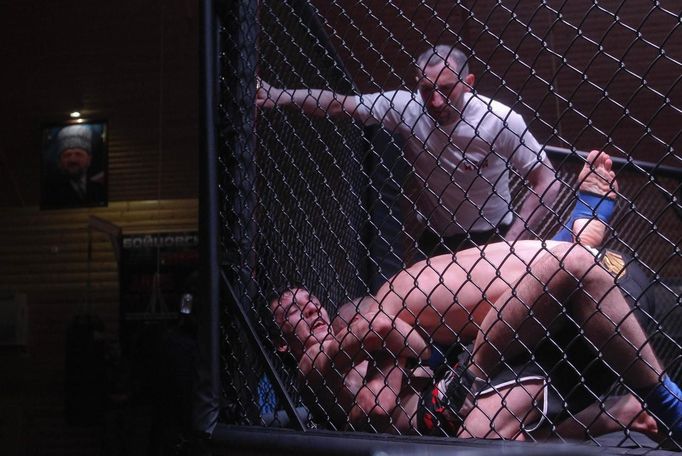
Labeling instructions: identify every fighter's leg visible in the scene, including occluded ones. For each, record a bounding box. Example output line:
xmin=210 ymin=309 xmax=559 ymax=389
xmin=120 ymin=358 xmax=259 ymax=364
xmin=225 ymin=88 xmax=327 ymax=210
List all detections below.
xmin=373 ymin=254 xmax=497 ymax=345
xmin=553 ymin=394 xmax=659 ymax=442
xmin=470 ymin=243 xmax=682 ymax=438
xmin=458 ymin=385 xmax=660 ymax=442
xmin=553 ymin=150 xmax=619 ymax=247
xmin=471 ymin=243 xmax=660 ymax=387
xmin=457 ymin=380 xmax=545 ymax=441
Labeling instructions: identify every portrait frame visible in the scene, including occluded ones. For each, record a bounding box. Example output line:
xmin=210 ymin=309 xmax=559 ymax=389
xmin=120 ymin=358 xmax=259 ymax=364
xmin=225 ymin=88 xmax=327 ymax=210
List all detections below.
xmin=41 ymin=120 xmax=108 ymax=210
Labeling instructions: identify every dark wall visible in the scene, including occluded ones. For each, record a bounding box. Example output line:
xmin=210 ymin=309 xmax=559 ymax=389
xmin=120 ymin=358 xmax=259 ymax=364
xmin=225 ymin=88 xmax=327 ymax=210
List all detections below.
xmin=310 ymin=0 xmax=681 ymax=166
xmin=0 ymin=0 xmax=198 ymax=207
xmin=0 ymin=2 xmax=199 ymax=455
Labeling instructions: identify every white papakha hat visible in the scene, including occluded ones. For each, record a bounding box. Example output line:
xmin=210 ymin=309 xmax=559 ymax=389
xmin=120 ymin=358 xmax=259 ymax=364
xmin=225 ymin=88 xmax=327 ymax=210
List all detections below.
xmin=56 ymin=125 xmax=93 ymax=155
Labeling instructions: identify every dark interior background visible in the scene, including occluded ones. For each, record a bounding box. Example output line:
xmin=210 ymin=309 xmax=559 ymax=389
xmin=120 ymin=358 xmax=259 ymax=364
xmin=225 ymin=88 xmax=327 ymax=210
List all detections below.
xmin=0 ymin=1 xmax=679 ymax=454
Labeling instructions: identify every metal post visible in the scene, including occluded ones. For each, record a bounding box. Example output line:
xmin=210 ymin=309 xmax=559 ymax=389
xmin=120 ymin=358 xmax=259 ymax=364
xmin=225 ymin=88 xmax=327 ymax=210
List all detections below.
xmin=194 ymin=0 xmax=220 ymax=438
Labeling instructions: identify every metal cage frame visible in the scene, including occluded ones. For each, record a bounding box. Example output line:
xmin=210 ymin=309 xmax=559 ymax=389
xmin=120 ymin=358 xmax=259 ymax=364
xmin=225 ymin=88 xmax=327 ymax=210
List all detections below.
xmin=196 ymin=1 xmax=682 ymax=454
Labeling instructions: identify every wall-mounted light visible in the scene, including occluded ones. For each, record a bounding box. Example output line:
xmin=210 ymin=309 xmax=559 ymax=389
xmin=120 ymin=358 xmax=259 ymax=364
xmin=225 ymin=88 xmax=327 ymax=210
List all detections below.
xmin=69 ymin=111 xmax=81 ymax=118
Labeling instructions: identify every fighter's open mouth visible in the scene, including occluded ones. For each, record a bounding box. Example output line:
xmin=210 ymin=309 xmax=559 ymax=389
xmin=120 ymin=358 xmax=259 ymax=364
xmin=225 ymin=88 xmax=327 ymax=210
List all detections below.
xmin=311 ymin=320 xmax=326 ymax=330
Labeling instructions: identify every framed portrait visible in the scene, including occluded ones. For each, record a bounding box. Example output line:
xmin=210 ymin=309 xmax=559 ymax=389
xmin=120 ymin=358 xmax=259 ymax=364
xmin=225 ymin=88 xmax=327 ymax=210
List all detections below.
xmin=41 ymin=121 xmax=108 ymax=210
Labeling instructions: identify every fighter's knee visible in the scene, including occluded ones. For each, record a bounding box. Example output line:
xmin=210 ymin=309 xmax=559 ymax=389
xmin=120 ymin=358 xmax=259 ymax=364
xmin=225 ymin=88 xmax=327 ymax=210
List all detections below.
xmin=350 ymin=392 xmax=375 ymax=429
xmin=354 ymin=387 xmax=393 ymax=419
xmin=354 ymin=388 xmax=375 ymax=414
xmin=352 ymin=391 xmax=395 ymax=431
xmin=367 ymin=401 xmax=393 ymax=423
xmin=549 ymin=243 xmax=601 ymax=275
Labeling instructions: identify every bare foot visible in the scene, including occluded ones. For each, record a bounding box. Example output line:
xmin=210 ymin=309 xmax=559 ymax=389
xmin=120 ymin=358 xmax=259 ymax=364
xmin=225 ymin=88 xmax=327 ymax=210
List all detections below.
xmin=578 ymin=150 xmax=619 ymax=199
xmin=572 ymin=150 xmax=620 ymax=247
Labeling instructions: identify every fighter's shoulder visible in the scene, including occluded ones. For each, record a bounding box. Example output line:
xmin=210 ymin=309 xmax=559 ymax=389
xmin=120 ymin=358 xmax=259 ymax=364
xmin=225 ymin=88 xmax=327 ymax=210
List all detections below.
xmin=466 ymin=93 xmax=508 ymax=112
xmin=466 ymin=93 xmax=520 ymax=124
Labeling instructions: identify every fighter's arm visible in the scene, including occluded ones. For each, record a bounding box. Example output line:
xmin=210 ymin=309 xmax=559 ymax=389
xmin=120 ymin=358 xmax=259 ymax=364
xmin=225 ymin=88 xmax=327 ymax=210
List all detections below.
xmin=349 ymin=353 xmax=409 ymax=432
xmin=297 ymin=312 xmax=429 ymax=431
xmin=333 ymin=312 xmax=431 ymax=372
xmin=256 ymin=79 xmax=358 ymax=119
xmin=298 ymin=312 xmax=430 ymax=386
xmin=342 ymin=313 xmax=430 ymax=432
xmin=505 ymin=158 xmax=561 ymax=242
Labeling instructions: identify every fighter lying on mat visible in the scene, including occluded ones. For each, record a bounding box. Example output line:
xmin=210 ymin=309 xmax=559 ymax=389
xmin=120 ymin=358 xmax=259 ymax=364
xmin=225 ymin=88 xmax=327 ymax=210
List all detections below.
xmin=415 ymin=150 xmax=655 ymax=442
xmin=268 ymin=151 xmax=682 ymax=443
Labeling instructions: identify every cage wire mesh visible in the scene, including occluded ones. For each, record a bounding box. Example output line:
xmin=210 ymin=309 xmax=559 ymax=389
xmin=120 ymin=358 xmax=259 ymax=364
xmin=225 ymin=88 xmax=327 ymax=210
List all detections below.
xmin=217 ymin=0 xmax=682 ymax=448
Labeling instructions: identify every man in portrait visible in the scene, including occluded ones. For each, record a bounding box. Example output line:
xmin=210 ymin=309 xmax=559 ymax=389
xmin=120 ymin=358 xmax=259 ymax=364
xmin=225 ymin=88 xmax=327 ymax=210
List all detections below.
xmin=42 ymin=123 xmax=107 ymax=209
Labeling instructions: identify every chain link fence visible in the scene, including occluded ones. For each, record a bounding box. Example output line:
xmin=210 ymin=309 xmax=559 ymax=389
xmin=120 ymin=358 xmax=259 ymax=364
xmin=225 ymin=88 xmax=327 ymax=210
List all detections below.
xmin=214 ymin=0 xmax=682 ymax=451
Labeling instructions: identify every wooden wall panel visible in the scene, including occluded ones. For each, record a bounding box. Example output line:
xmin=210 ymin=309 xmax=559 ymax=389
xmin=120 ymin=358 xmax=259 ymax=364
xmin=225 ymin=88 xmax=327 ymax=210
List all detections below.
xmin=0 ymin=198 xmax=197 ymax=454
xmin=0 ymin=199 xmax=197 ymax=300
